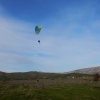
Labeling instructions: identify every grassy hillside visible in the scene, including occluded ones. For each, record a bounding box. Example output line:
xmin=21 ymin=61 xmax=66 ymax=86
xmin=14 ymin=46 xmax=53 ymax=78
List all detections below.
xmin=0 ymin=77 xmax=100 ymax=100
xmin=0 ymin=71 xmax=99 ymax=100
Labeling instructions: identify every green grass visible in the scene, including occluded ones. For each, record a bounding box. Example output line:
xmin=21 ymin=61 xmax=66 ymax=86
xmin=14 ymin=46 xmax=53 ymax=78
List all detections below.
xmin=0 ymin=78 xmax=100 ymax=100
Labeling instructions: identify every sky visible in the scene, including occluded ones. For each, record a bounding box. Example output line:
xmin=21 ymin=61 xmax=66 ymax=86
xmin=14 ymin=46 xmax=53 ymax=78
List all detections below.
xmin=0 ymin=0 xmax=100 ymax=73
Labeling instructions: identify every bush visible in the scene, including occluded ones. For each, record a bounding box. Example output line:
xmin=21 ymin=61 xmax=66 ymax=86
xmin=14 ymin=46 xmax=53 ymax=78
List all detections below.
xmin=93 ymin=73 xmax=100 ymax=81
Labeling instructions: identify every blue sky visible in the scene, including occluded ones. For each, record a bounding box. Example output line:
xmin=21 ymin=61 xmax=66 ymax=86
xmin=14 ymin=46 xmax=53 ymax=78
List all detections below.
xmin=0 ymin=0 xmax=100 ymax=72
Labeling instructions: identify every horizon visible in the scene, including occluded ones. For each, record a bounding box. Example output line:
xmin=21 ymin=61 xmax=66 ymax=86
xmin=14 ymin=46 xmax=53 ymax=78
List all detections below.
xmin=1 ymin=65 xmax=100 ymax=73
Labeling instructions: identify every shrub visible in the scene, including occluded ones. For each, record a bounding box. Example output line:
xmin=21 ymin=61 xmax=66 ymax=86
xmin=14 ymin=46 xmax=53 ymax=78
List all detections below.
xmin=93 ymin=73 xmax=100 ymax=81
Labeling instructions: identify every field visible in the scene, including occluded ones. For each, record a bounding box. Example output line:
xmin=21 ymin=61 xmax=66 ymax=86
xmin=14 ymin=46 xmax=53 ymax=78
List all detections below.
xmin=0 ymin=72 xmax=100 ymax=100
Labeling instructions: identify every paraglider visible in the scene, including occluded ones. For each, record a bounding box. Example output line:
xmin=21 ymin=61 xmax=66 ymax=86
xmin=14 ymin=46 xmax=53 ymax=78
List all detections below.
xmin=35 ymin=25 xmax=42 ymax=44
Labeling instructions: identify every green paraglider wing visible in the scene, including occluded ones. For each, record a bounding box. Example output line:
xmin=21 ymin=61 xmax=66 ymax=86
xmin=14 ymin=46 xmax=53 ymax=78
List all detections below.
xmin=35 ymin=25 xmax=42 ymax=35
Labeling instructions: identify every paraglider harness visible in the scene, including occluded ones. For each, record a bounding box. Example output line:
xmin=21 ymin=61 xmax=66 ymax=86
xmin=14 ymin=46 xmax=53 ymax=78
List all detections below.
xmin=38 ymin=40 xmax=40 ymax=43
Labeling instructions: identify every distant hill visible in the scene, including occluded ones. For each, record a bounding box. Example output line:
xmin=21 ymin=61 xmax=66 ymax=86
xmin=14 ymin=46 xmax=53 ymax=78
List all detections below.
xmin=0 ymin=71 xmax=92 ymax=81
xmin=0 ymin=66 xmax=100 ymax=81
xmin=69 ymin=66 xmax=100 ymax=74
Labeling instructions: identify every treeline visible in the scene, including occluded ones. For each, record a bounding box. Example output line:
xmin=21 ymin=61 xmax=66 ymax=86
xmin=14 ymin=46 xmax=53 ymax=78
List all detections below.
xmin=0 ymin=71 xmax=92 ymax=81
xmin=0 ymin=71 xmax=61 ymax=81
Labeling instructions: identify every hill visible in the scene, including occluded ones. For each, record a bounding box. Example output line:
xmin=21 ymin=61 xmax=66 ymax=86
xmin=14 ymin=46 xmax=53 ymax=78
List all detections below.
xmin=1 ymin=66 xmax=100 ymax=80
xmin=69 ymin=66 xmax=100 ymax=74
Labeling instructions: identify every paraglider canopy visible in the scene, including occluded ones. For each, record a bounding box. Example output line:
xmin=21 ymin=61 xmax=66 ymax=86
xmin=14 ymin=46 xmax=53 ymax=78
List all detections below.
xmin=35 ymin=25 xmax=42 ymax=44
xmin=35 ymin=25 xmax=42 ymax=35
